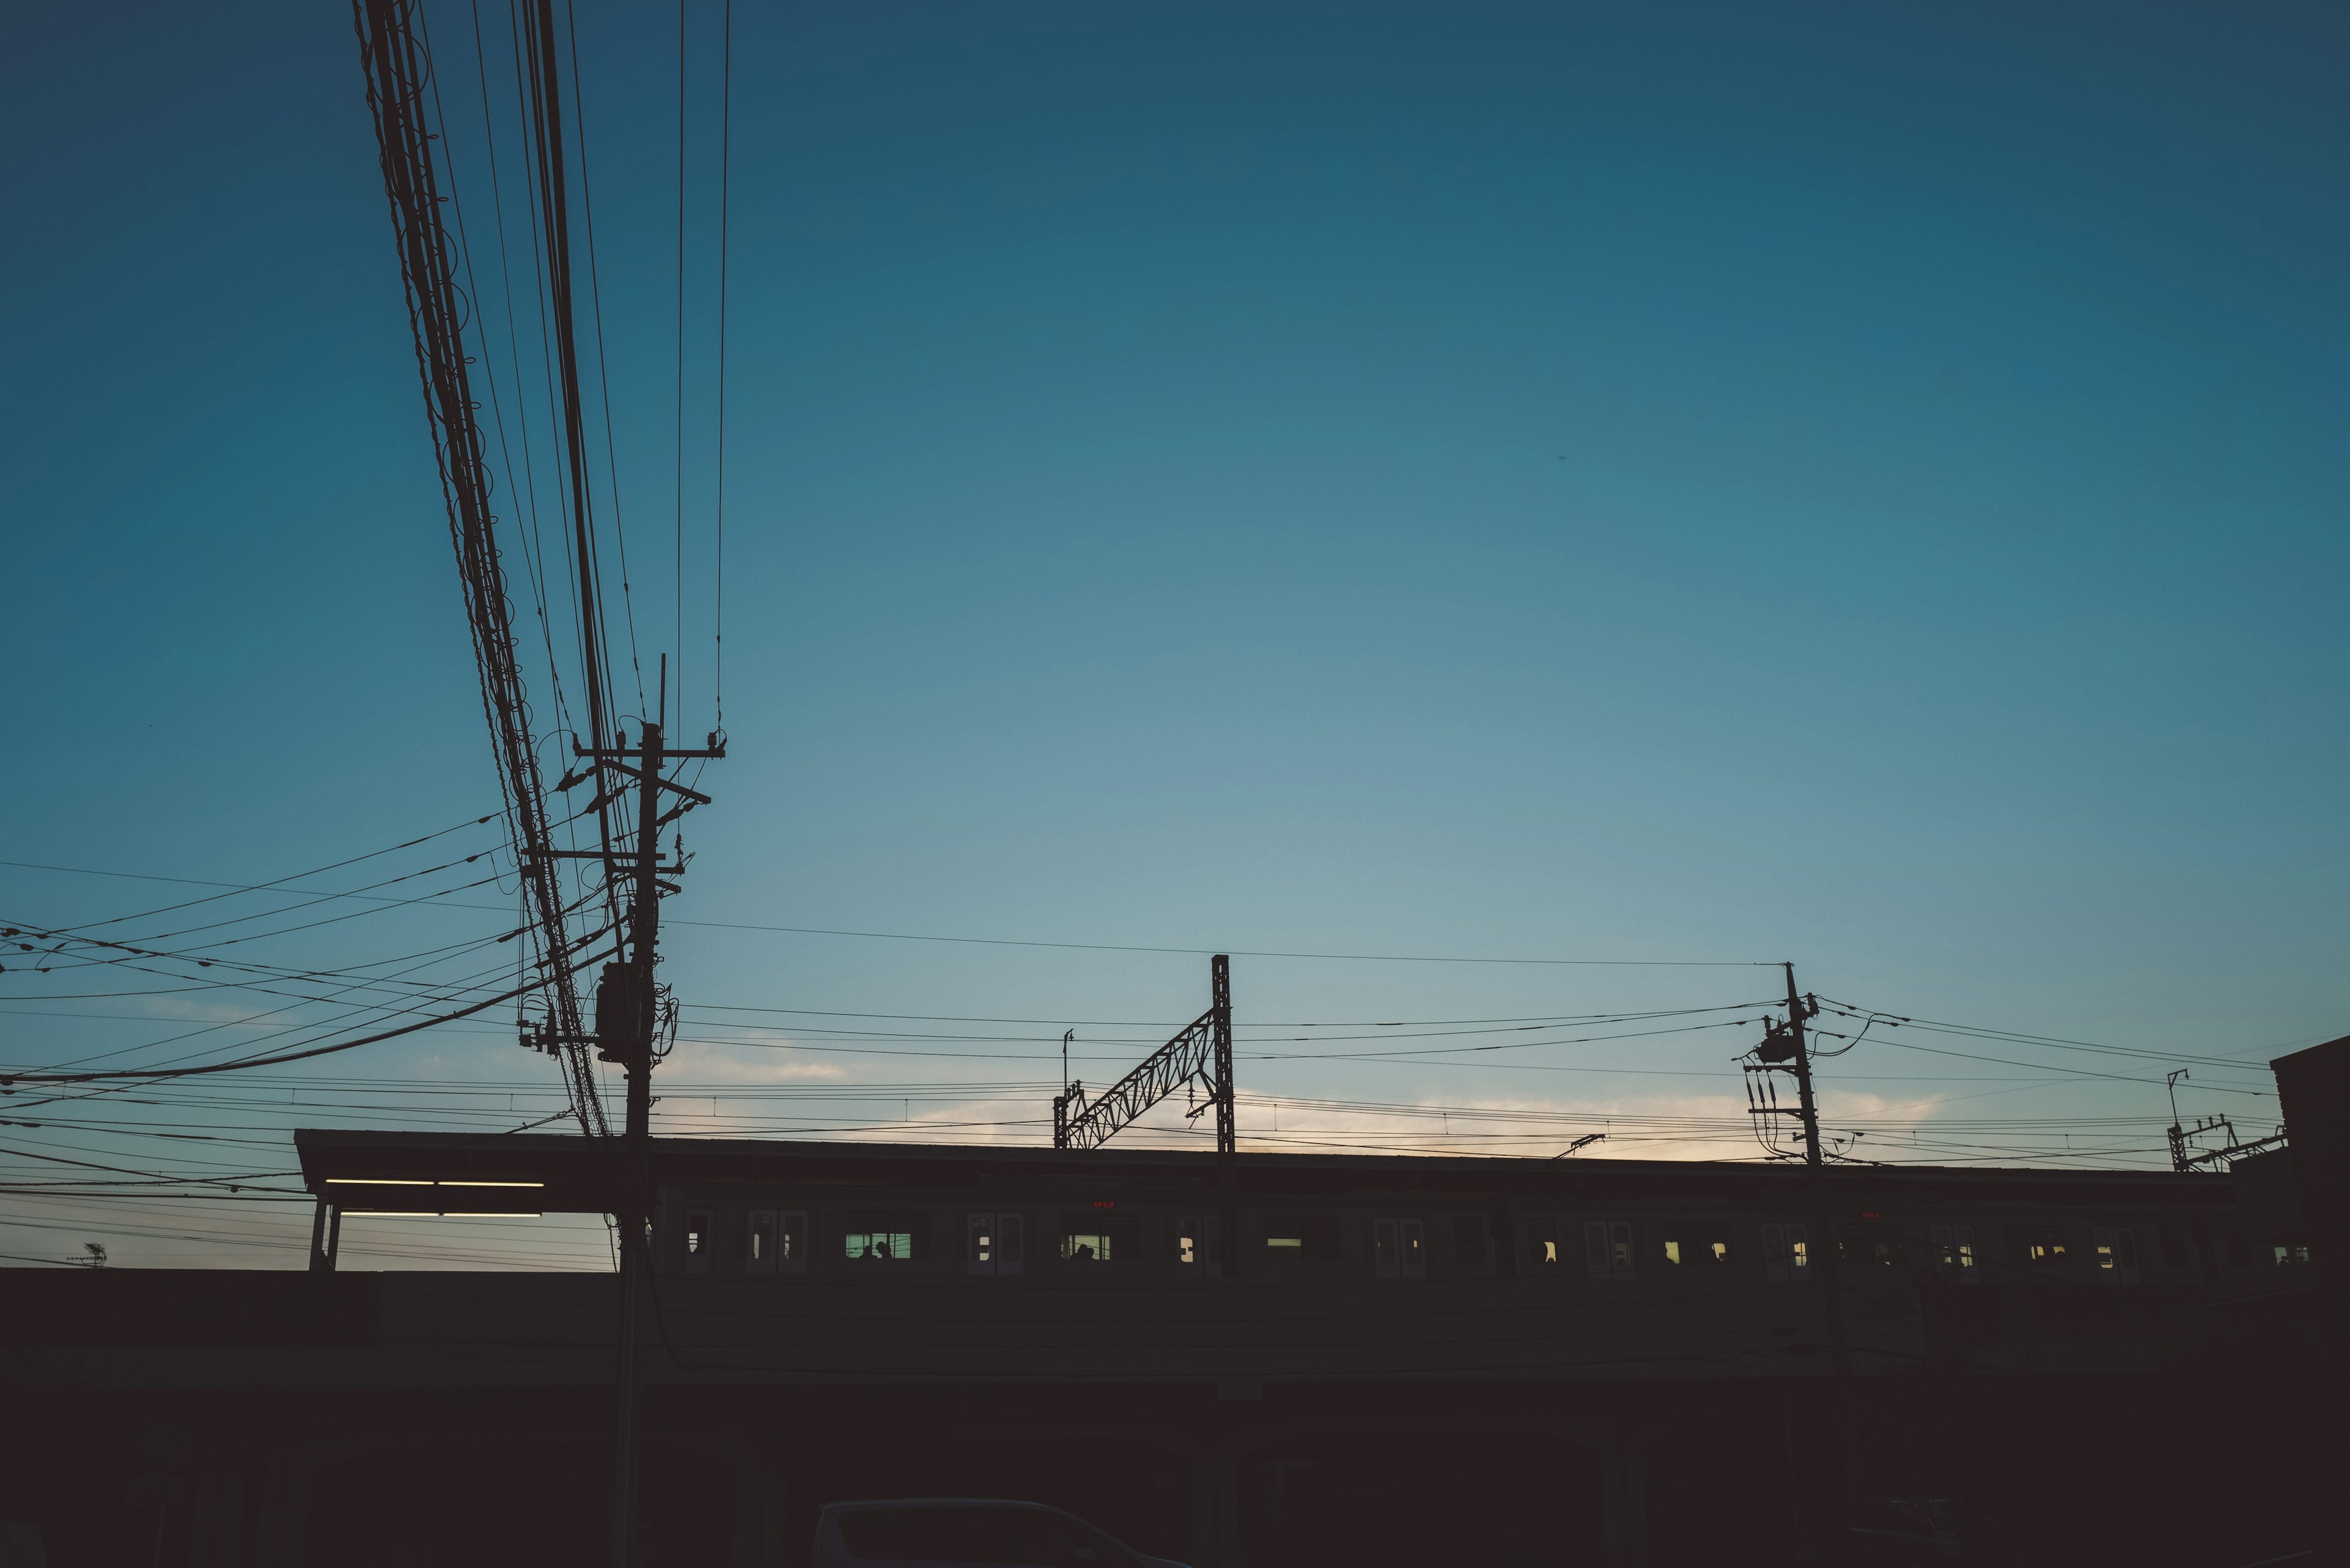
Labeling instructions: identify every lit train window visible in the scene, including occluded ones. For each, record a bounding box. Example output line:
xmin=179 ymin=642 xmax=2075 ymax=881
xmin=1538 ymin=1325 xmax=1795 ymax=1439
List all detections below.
xmin=684 ymin=1210 xmax=712 ymax=1275
xmin=966 ymin=1212 xmax=1026 ymax=1277
xmin=1061 ymin=1214 xmax=1140 ymax=1263
xmin=1176 ymin=1215 xmax=1222 ymax=1272
xmin=845 ymin=1211 xmax=929 ymax=1262
xmin=1660 ymin=1223 xmax=1731 ymax=1266
xmin=1762 ymin=1223 xmax=1809 ymax=1283
xmin=1266 ymin=1216 xmax=1341 ymax=1262
xmin=1930 ymin=1224 xmax=1977 ymax=1284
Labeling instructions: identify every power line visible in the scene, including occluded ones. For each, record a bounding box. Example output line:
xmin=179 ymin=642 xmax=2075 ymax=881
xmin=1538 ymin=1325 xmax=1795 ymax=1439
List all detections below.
xmin=685 ymin=1001 xmax=1766 ymax=1030
xmin=0 ymin=966 xmax=574 ymax=1085
xmin=712 ymin=0 xmax=731 ymax=734
xmin=664 ymin=917 xmax=1776 ymax=966
xmin=0 ymin=813 xmax=499 ymax=933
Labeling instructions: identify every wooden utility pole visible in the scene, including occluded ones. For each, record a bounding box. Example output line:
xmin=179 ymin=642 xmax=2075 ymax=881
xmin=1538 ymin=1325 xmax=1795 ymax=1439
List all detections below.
xmin=569 ymin=666 xmax=721 ymax=1568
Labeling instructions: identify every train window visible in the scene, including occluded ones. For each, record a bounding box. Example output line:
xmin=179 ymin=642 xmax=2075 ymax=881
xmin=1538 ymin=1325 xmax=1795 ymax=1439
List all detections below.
xmin=1930 ymin=1224 xmax=1977 ymax=1283
xmin=845 ymin=1211 xmax=928 ymax=1263
xmin=1840 ymin=1222 xmax=1904 ymax=1267
xmin=2273 ymin=1243 xmax=2310 ymax=1267
xmin=1584 ymin=1220 xmax=1635 ymax=1280
xmin=2024 ymin=1226 xmax=2067 ymax=1266
xmin=2158 ymin=1225 xmax=2188 ymax=1268
xmin=1453 ymin=1215 xmax=1488 ymax=1266
xmin=1762 ymin=1223 xmax=1809 ymax=1283
xmin=1528 ymin=1216 xmax=1562 ymax=1267
xmin=1660 ymin=1223 xmax=1731 ymax=1265
xmin=778 ymin=1211 xmax=808 ymax=1272
xmin=747 ymin=1210 xmax=777 ymax=1275
xmin=1371 ymin=1217 xmax=1426 ymax=1280
xmin=968 ymin=1212 xmax=993 ymax=1273
xmin=966 ymin=1212 xmax=1025 ymax=1277
xmin=962 ymin=1211 xmax=1024 ymax=1277
xmin=1001 ymin=1214 xmax=1024 ymax=1272
xmin=2224 ymin=1225 xmax=2251 ymax=1269
xmin=1265 ymin=1215 xmax=1341 ymax=1262
xmin=684 ymin=1210 xmax=712 ymax=1275
xmin=1061 ymin=1214 xmax=1141 ymax=1263
xmin=2092 ymin=1226 xmax=2139 ymax=1284
xmin=1176 ymin=1214 xmax=1221 ymax=1271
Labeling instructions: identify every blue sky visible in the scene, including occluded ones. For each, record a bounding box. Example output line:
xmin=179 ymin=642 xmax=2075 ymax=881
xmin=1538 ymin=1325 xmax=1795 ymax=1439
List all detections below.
xmin=2 ymin=1 xmax=2343 ymax=1268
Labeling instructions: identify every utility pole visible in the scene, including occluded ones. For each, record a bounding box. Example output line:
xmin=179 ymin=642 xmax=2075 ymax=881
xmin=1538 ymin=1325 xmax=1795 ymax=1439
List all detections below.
xmin=2166 ymin=1070 xmax=2191 ymax=1171
xmin=554 ymin=662 xmax=720 ymax=1568
xmin=1210 ymin=955 xmax=1238 ymax=1277
xmin=1779 ymin=961 xmax=1855 ymax=1547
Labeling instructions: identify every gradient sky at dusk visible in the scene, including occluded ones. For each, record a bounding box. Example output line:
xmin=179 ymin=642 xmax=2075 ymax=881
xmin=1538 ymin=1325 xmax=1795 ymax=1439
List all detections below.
xmin=3 ymin=1 xmax=2343 ymax=1267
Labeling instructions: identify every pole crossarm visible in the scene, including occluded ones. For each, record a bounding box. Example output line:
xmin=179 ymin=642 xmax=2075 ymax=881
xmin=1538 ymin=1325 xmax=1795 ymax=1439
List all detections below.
xmin=577 ymin=745 xmax=728 ymax=761
xmin=1055 ymin=1007 xmax=1218 ymax=1153
xmin=599 ymin=764 xmax=712 ymax=805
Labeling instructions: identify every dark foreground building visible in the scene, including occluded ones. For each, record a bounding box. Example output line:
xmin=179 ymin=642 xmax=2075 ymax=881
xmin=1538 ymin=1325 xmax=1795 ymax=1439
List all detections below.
xmin=1 ymin=1132 xmax=2333 ymax=1567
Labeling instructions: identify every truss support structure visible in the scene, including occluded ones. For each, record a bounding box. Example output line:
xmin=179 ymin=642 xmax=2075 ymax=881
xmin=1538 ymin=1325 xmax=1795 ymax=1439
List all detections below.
xmin=1054 ymin=955 xmax=1234 ymax=1157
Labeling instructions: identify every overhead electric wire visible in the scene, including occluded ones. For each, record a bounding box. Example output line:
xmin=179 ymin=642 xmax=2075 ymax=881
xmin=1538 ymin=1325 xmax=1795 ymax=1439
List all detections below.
xmin=7 ymin=922 xmax=610 ymax=1083
xmin=0 ymin=886 xmax=595 ymax=1006
xmin=675 ymin=0 xmax=685 ymax=711
xmin=663 ymin=917 xmax=1776 ymax=966
xmin=0 ymin=916 xmax=588 ymax=1019
xmin=1863 ymin=1036 xmax=2277 ymax=1097
xmin=57 ymin=852 xmax=515 ymax=950
xmin=685 ymin=1000 xmax=1767 ymax=1031
xmin=0 ymin=799 xmax=606 ymax=929
xmin=0 ymin=814 xmax=501 ymax=935
xmin=0 ymin=917 xmax=527 ymax=1014
xmin=10 ymin=874 xmax=510 ymax=968
xmin=359 ymin=0 xmax=619 ymax=1133
xmin=10 ymin=916 xmax=619 ymax=1091
xmin=455 ymin=0 xmax=576 ymax=741
xmin=712 ymin=0 xmax=731 ymax=733
xmin=1816 ymin=998 xmax=2277 ymax=1073
xmin=560 ymin=0 xmax=648 ymax=722
xmin=0 ymin=965 xmax=589 ymax=1085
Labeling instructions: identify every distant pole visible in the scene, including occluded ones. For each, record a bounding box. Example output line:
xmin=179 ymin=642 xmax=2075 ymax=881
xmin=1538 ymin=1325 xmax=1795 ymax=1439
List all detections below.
xmin=1783 ymin=961 xmax=1855 ymax=1540
xmin=2166 ymin=1069 xmax=2191 ymax=1172
xmin=1053 ymin=1029 xmax=1076 ymax=1151
xmin=1212 ymin=955 xmax=1238 ymax=1276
